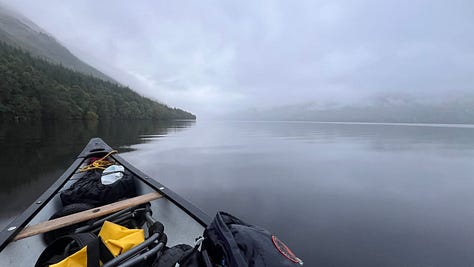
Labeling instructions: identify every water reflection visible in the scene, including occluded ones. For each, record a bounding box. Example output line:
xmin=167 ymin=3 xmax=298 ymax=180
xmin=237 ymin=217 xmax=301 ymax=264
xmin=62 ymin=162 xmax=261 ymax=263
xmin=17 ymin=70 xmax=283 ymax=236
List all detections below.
xmin=122 ymin=121 xmax=474 ymax=267
xmin=3 ymin=120 xmax=474 ymax=266
xmin=233 ymin=121 xmax=474 ymax=150
xmin=0 ymin=120 xmax=194 ymax=227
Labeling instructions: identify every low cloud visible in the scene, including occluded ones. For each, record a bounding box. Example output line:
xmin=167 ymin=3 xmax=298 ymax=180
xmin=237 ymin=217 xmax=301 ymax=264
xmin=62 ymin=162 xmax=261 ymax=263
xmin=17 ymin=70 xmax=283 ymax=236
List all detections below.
xmin=2 ymin=0 xmax=473 ymax=117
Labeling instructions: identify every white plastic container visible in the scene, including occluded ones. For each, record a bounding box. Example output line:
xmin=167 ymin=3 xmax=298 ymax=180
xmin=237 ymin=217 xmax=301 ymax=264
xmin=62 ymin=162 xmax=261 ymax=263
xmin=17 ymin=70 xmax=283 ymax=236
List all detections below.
xmin=101 ymin=165 xmax=125 ymax=185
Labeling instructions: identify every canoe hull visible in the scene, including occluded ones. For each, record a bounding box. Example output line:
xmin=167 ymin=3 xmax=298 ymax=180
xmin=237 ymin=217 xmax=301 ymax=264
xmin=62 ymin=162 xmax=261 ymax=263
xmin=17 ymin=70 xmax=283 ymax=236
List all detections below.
xmin=0 ymin=138 xmax=210 ymax=265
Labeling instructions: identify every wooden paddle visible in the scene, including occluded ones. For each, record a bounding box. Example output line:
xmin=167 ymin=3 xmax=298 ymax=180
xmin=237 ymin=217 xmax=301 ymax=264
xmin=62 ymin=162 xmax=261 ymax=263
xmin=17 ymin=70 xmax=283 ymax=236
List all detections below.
xmin=14 ymin=192 xmax=162 ymax=241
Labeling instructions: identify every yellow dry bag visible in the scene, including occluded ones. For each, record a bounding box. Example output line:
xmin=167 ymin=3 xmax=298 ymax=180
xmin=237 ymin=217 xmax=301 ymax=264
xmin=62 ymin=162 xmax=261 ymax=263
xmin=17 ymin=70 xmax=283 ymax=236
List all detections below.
xmin=36 ymin=221 xmax=145 ymax=267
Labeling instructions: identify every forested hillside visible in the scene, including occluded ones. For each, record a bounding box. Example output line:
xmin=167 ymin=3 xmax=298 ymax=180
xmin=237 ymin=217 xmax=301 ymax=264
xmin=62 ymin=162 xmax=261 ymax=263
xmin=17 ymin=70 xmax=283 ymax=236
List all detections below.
xmin=0 ymin=42 xmax=196 ymax=121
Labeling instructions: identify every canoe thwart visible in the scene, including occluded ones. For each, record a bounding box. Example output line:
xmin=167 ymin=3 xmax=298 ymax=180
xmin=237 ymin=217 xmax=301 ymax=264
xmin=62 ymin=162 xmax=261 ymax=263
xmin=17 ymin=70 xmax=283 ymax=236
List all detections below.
xmin=13 ymin=192 xmax=163 ymax=241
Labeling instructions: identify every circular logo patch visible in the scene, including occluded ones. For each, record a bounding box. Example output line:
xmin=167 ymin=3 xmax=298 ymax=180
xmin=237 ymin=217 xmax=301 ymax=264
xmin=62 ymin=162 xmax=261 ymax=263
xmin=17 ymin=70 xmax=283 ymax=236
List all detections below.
xmin=272 ymin=235 xmax=303 ymax=265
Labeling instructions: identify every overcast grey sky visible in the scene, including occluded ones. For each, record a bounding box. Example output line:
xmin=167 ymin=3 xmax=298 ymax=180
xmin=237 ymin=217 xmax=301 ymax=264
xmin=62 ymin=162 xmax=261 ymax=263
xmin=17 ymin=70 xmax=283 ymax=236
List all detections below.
xmin=2 ymin=0 xmax=473 ymax=117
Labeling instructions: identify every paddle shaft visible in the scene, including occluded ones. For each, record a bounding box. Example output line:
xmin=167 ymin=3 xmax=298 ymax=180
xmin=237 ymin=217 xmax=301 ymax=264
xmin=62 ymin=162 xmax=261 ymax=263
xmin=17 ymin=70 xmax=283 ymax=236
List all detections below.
xmin=14 ymin=192 xmax=162 ymax=241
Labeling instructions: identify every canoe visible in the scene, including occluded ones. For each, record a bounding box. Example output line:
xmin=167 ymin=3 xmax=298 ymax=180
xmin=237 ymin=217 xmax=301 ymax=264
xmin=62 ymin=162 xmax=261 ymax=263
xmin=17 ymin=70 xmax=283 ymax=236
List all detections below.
xmin=0 ymin=137 xmax=210 ymax=266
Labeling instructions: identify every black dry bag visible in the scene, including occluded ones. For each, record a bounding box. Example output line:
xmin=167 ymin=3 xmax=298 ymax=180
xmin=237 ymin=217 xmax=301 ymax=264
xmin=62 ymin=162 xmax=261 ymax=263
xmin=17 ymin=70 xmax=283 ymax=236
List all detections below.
xmin=60 ymin=169 xmax=136 ymax=206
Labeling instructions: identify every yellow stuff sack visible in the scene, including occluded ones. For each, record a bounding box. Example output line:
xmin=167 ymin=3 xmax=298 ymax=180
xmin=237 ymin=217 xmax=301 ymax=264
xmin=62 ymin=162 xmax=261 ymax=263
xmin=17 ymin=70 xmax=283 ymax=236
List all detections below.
xmin=49 ymin=246 xmax=88 ymax=267
xmin=99 ymin=221 xmax=145 ymax=257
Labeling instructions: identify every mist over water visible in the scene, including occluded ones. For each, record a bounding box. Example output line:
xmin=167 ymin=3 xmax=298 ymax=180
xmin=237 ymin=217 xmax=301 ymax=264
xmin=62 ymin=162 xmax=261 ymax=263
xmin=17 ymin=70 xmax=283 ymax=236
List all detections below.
xmin=2 ymin=120 xmax=474 ymax=266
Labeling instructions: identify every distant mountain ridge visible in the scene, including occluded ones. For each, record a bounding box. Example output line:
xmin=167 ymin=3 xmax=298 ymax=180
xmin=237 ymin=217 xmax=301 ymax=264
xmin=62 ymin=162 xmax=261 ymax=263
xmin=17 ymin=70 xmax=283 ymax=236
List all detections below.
xmin=234 ymin=95 xmax=474 ymax=124
xmin=0 ymin=4 xmax=115 ymax=82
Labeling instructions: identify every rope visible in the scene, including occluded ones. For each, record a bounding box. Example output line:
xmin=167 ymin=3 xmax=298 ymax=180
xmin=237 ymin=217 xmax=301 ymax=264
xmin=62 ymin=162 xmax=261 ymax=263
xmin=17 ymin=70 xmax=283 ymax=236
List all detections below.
xmin=79 ymin=150 xmax=118 ymax=172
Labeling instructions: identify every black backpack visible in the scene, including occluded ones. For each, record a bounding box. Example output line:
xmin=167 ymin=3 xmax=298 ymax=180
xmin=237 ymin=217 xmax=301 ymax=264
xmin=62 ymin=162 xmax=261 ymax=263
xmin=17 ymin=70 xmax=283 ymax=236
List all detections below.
xmin=154 ymin=212 xmax=304 ymax=267
xmin=203 ymin=212 xmax=303 ymax=267
xmin=60 ymin=169 xmax=136 ymax=206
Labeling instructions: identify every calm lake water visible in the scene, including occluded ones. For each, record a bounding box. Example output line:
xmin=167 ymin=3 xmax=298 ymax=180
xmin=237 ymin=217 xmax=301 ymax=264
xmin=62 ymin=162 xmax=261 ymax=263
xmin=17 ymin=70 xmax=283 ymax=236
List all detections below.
xmin=2 ymin=120 xmax=474 ymax=266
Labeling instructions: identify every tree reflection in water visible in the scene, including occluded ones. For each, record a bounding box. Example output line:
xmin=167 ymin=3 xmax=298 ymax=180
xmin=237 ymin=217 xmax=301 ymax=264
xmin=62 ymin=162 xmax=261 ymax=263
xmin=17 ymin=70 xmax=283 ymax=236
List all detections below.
xmin=0 ymin=119 xmax=194 ymax=227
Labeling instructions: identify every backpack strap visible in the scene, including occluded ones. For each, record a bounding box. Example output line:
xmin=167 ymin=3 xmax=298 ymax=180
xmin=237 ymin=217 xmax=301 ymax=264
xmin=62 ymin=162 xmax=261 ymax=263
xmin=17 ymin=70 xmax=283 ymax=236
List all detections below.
xmin=99 ymin=237 xmax=115 ymax=263
xmin=35 ymin=233 xmax=100 ymax=267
